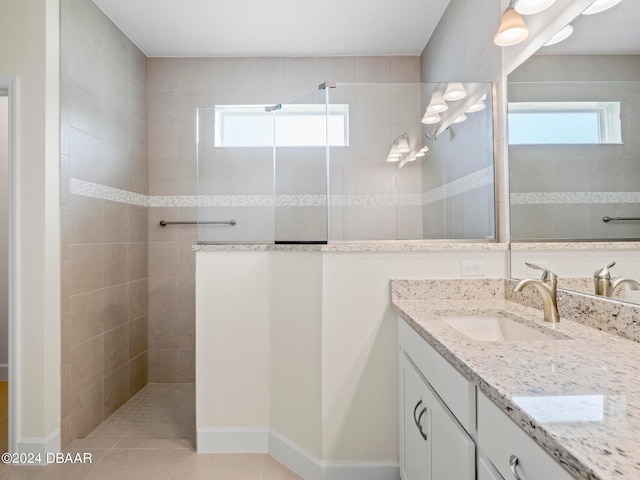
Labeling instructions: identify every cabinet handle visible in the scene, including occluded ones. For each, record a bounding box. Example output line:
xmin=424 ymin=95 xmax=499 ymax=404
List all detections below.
xmin=416 ymin=407 xmax=428 ymax=441
xmin=412 ymin=400 xmax=428 ymax=441
xmin=413 ymin=400 xmax=423 ymax=428
xmin=509 ymin=455 xmax=522 ymax=480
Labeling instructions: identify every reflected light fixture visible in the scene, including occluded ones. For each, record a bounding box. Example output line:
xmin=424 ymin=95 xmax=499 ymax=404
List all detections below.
xmin=515 ymin=0 xmax=557 ymax=15
xmin=421 ymin=111 xmax=442 ymax=124
xmin=415 ymin=146 xmax=429 ymax=157
xmin=452 ymin=114 xmax=467 ymax=124
xmin=544 ymin=24 xmax=573 ymax=46
xmin=443 ymin=83 xmax=467 ymax=101
xmin=397 ymin=137 xmax=411 ymax=153
xmin=386 ymin=155 xmax=401 ymax=163
xmin=466 ymin=98 xmax=486 ymax=113
xmin=582 ymin=0 xmax=622 ymax=15
xmin=426 ymin=91 xmax=448 ymax=113
xmin=494 ymin=0 xmax=530 ymax=46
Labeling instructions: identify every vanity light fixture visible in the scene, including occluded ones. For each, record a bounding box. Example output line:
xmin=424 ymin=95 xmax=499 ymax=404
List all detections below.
xmin=426 ymin=91 xmax=448 ymax=113
xmin=415 ymin=146 xmax=429 ymax=157
xmin=544 ymin=24 xmax=573 ymax=46
xmin=421 ymin=111 xmax=442 ymax=124
xmin=582 ymin=0 xmax=622 ymax=15
xmin=443 ymin=82 xmax=467 ymax=101
xmin=494 ymin=0 xmax=530 ymax=46
xmin=515 ymin=0 xmax=557 ymax=15
xmin=397 ymin=137 xmax=411 ymax=153
xmin=466 ymin=99 xmax=487 ymax=113
xmin=452 ymin=113 xmax=467 ymax=124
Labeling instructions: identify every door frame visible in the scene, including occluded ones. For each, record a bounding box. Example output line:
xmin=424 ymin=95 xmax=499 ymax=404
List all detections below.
xmin=0 ymin=75 xmax=18 ymax=454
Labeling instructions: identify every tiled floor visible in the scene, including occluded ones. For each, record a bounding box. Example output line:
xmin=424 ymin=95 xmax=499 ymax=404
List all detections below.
xmin=0 ymin=383 xmax=301 ymax=479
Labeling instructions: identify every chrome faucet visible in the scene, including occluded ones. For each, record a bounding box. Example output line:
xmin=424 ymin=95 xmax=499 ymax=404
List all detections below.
xmin=594 ymin=261 xmax=640 ymax=297
xmin=512 ymin=263 xmax=560 ymax=323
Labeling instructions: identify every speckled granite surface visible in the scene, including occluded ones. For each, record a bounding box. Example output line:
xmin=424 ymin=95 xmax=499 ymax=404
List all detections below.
xmin=512 ymin=242 xmax=640 ymax=251
xmin=392 ymin=279 xmax=640 ymax=480
xmin=193 ymin=242 xmax=509 ymax=252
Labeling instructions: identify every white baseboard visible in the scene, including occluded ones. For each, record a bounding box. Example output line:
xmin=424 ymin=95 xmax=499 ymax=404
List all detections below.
xmin=15 ymin=429 xmax=61 ymax=465
xmin=197 ymin=427 xmax=399 ymax=480
xmin=197 ymin=427 xmax=269 ymax=453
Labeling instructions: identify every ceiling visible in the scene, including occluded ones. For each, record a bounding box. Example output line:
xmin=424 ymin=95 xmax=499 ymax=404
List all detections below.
xmin=540 ymin=1 xmax=640 ymax=54
xmin=92 ymin=0 xmax=452 ymax=57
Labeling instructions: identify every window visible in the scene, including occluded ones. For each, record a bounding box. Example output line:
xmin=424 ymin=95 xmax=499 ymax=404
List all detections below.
xmin=508 ymin=101 xmax=621 ymax=145
xmin=214 ymin=104 xmax=349 ymax=147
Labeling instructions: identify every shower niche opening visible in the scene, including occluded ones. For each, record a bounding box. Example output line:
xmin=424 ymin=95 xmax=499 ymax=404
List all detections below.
xmin=196 ymin=82 xmax=495 ymax=245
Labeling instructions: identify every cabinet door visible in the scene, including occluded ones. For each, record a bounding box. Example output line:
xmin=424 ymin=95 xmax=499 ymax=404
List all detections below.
xmin=478 ymin=457 xmax=506 ymax=480
xmin=428 ymin=375 xmax=475 ymax=480
xmin=400 ymin=352 xmax=475 ymax=480
xmin=400 ymin=354 xmax=431 ymax=480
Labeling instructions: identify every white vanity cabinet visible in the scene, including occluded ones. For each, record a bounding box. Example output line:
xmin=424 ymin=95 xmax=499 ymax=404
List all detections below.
xmin=398 ymin=321 xmax=475 ymax=480
xmin=398 ymin=317 xmax=577 ymax=480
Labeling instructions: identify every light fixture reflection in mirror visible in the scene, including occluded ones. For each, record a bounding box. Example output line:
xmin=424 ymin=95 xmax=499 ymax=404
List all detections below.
xmin=515 ymin=0 xmax=557 ymax=15
xmin=513 ymin=394 xmax=627 ymax=424
xmin=543 ymin=24 xmax=574 ymax=46
xmin=443 ymin=82 xmax=467 ymax=101
xmin=421 ymin=111 xmax=441 ymax=124
xmin=582 ymin=0 xmax=622 ymax=15
xmin=426 ymin=91 xmax=448 ymax=113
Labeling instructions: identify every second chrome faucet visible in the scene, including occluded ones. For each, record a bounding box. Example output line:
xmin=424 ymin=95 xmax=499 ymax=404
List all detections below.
xmin=512 ymin=263 xmax=560 ymax=323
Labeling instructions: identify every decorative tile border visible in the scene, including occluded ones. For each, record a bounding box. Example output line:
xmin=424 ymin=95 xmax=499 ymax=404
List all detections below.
xmin=70 ymin=179 xmax=149 ymax=207
xmin=70 ymin=177 xmax=485 ymax=209
xmin=422 ymin=166 xmax=494 ymax=205
xmin=511 ymin=191 xmax=640 ymax=205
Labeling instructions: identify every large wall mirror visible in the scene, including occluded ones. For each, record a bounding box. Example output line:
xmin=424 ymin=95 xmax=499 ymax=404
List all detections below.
xmin=507 ymin=1 xmax=640 ymax=302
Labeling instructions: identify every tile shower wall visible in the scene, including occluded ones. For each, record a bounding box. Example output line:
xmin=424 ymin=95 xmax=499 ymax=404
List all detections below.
xmin=61 ymin=0 xmax=148 ymax=448
xmin=146 ymin=56 xmax=421 ymax=380
xmin=509 ymin=55 xmax=640 ymax=240
xmin=418 ymin=0 xmax=501 ymax=239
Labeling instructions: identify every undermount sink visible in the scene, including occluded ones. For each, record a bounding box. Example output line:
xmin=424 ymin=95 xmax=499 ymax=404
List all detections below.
xmin=441 ymin=315 xmax=562 ymax=342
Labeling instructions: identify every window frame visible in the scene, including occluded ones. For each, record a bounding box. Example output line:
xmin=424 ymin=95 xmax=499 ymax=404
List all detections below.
xmin=508 ymin=101 xmax=622 ymax=145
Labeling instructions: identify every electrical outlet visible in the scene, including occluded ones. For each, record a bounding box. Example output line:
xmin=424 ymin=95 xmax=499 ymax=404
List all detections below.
xmin=461 ymin=261 xmax=484 ymax=277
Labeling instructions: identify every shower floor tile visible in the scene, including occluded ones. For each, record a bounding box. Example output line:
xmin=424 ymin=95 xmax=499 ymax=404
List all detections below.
xmin=0 ymin=383 xmax=301 ymax=480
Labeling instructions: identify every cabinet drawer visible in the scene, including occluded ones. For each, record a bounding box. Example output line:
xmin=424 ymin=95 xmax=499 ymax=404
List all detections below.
xmin=477 ymin=391 xmax=575 ymax=480
xmin=398 ymin=318 xmax=476 ymax=434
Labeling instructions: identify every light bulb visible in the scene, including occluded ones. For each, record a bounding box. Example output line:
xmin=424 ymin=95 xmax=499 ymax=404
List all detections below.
xmin=452 ymin=114 xmax=467 ymax=124
xmin=494 ymin=7 xmax=530 ymax=46
xmin=515 ymin=0 xmax=557 ymax=15
xmin=543 ymin=24 xmax=573 ymax=46
xmin=582 ymin=0 xmax=622 ymax=15
xmin=466 ymin=100 xmax=486 ymax=113
xmin=421 ymin=112 xmax=441 ymax=125
xmin=397 ymin=137 xmax=410 ymax=153
xmin=443 ymin=83 xmax=467 ymax=101
xmin=426 ymin=91 xmax=448 ymax=113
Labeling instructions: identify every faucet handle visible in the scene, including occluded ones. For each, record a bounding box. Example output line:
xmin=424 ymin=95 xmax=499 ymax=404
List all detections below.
xmin=525 ymin=263 xmax=558 ymax=282
xmin=594 ymin=261 xmax=616 ymax=279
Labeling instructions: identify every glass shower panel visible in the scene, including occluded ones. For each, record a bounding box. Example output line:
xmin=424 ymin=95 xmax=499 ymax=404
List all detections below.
xmin=328 ymin=83 xmax=424 ymax=241
xmin=273 ymin=88 xmax=329 ymax=243
xmin=196 ymin=106 xmax=275 ymax=244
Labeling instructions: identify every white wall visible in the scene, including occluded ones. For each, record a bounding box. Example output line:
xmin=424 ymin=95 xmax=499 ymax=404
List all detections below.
xmin=196 ymin=248 xmax=508 ymax=474
xmin=0 ymin=96 xmax=8 ymax=381
xmin=0 ymin=0 xmax=61 ymax=453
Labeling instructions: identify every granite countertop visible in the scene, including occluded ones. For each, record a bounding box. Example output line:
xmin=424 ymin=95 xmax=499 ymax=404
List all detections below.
xmin=511 ymin=241 xmax=640 ymax=251
xmin=193 ymin=241 xmax=509 ymax=252
xmin=392 ymin=284 xmax=640 ymax=480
